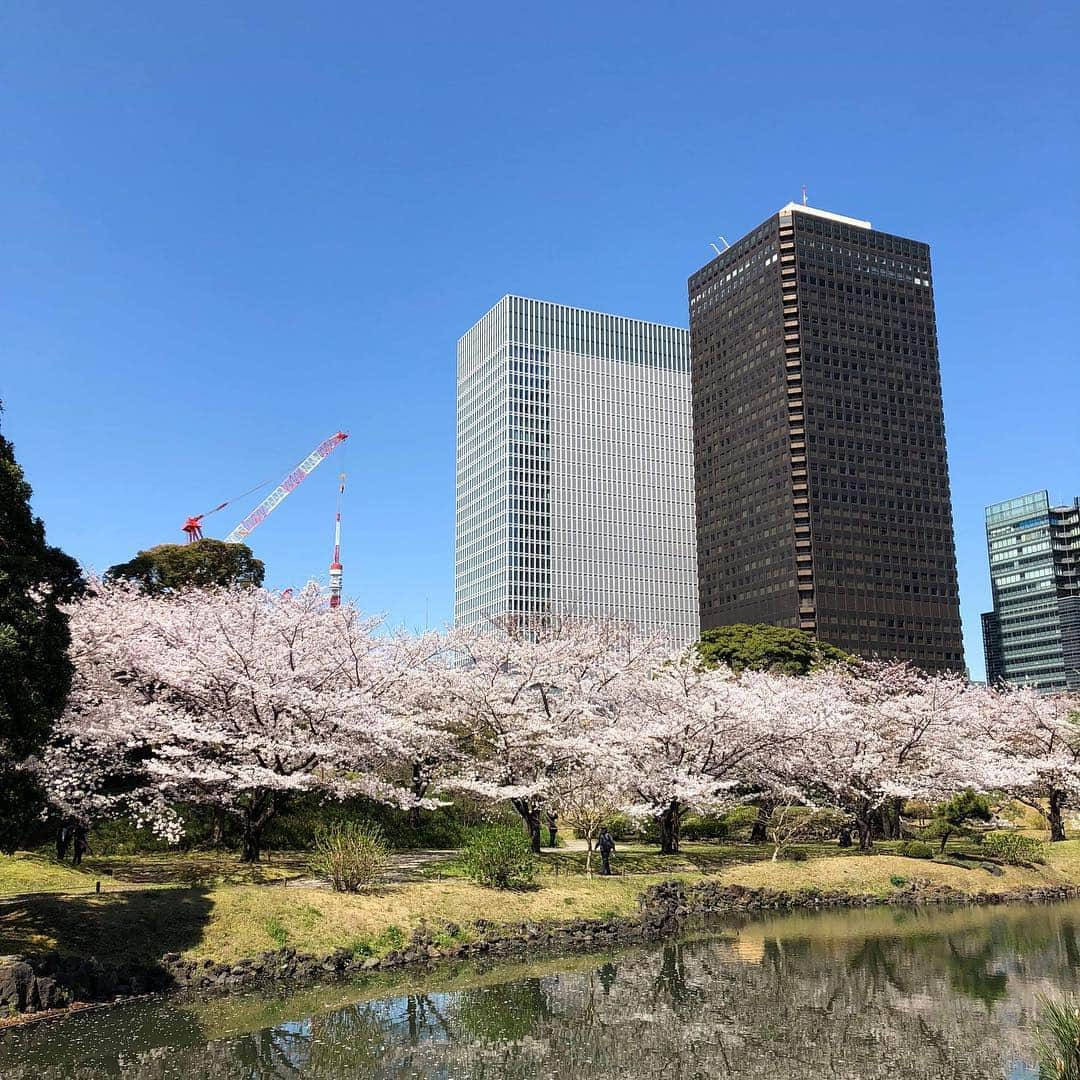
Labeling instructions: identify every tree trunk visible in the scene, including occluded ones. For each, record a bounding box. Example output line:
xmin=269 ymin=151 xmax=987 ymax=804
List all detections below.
xmin=240 ymin=792 xmax=278 ymax=863
xmin=241 ymin=821 xmax=264 ymax=863
xmin=511 ymin=798 xmax=543 ymax=854
xmin=881 ymin=798 xmax=903 ymax=840
xmin=408 ymin=763 xmax=427 ymax=831
xmin=938 ymin=828 xmax=951 ymax=854
xmin=750 ymin=799 xmax=771 ymax=844
xmin=659 ymin=800 xmax=682 ymax=855
xmin=1049 ymin=789 xmax=1067 ymax=842
xmin=209 ymin=806 xmax=225 ymax=848
xmin=855 ymin=806 xmax=873 ymax=852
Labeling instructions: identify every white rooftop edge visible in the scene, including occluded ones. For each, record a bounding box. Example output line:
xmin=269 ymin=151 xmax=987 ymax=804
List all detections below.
xmin=778 ymin=202 xmax=872 ymax=230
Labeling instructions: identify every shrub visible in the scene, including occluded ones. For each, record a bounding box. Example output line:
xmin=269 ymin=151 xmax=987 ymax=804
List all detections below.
xmin=898 ymin=840 xmax=935 ymax=859
xmin=1035 ymin=993 xmax=1080 ymax=1080
xmin=890 ymin=874 xmax=908 ymax=888
xmin=982 ymin=831 xmax=1048 ymax=866
xmin=780 ymin=846 xmax=808 ymax=861
xmin=604 ymin=813 xmax=643 ymax=842
xmin=681 ymin=805 xmax=758 ymax=841
xmin=461 ymin=824 xmax=536 ymax=889
xmin=310 ymin=820 xmax=391 ymax=892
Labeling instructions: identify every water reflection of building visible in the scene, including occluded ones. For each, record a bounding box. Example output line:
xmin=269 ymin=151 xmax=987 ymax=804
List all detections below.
xmin=8 ymin=903 xmax=1080 ymax=1079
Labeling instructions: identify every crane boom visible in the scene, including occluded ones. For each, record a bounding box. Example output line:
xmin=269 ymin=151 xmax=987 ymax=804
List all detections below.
xmin=223 ymin=432 xmax=348 ymax=544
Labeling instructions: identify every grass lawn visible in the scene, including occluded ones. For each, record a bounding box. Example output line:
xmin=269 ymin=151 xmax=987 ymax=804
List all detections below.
xmin=0 ymin=850 xmax=308 ymax=899
xmin=0 ymin=853 xmax=108 ymax=900
xmin=3 ymin=839 xmax=1079 ymax=972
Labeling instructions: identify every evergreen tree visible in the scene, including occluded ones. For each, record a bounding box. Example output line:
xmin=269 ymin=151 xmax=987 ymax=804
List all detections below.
xmin=695 ymin=623 xmax=853 ymax=676
xmin=107 ymin=539 xmax=264 ymax=594
xmin=0 ymin=405 xmax=83 ymax=850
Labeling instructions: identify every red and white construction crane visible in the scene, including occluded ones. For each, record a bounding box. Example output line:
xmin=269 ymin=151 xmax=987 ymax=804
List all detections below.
xmin=182 ymin=431 xmax=349 ymax=544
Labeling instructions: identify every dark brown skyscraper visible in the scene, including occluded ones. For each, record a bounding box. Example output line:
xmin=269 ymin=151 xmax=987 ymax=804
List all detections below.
xmin=689 ymin=203 xmax=964 ymax=672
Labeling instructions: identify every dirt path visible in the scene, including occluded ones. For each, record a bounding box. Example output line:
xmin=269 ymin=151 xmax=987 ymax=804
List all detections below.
xmin=287 ymin=849 xmax=458 ymax=889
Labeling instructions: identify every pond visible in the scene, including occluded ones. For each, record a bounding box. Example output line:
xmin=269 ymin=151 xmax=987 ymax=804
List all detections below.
xmin=4 ymin=899 xmax=1080 ymax=1078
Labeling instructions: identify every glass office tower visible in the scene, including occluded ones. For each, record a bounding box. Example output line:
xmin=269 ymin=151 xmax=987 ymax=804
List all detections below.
xmin=689 ymin=203 xmax=964 ymax=672
xmin=455 ymin=295 xmax=698 ymax=646
xmin=982 ymin=491 xmax=1080 ymax=692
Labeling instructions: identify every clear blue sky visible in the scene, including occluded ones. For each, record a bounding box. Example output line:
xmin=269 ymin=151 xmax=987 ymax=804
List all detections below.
xmin=2 ymin=1 xmax=1077 ymax=677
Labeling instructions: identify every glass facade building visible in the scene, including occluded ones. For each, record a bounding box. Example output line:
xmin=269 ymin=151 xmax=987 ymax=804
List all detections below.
xmin=455 ymin=295 xmax=698 ymax=646
xmin=689 ymin=203 xmax=964 ymax=672
xmin=982 ymin=491 xmax=1080 ymax=692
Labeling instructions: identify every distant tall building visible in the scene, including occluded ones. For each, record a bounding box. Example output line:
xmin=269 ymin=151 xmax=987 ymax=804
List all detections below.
xmin=455 ymin=295 xmax=698 ymax=645
xmin=689 ymin=203 xmax=964 ymax=672
xmin=982 ymin=491 xmax=1080 ymax=692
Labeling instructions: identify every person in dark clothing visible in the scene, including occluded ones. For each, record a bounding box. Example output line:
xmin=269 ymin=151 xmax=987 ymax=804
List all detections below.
xmin=545 ymin=810 xmax=558 ymax=848
xmin=598 ymin=828 xmax=615 ymax=876
xmin=56 ymin=822 xmax=71 ymax=862
xmin=72 ymin=824 xmax=91 ymax=867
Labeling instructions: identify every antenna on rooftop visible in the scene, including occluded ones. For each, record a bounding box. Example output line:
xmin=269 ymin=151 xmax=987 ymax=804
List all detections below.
xmin=709 ymin=236 xmax=732 ymax=256
xmin=801 ymin=185 xmax=809 ymax=207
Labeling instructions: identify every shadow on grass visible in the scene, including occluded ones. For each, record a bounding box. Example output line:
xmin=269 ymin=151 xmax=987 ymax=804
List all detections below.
xmin=84 ymin=852 xmax=308 ymax=887
xmin=0 ymin=887 xmax=213 ymax=974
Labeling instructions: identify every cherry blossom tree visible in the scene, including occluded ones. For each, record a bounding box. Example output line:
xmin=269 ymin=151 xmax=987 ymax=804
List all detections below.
xmin=442 ymin=615 xmax=667 ymax=852
xmin=548 ymin=758 xmax=626 ymax=873
xmin=778 ymin=663 xmax=987 ymax=851
xmin=42 ymin=581 xmax=443 ymax=860
xmin=972 ymin=686 xmax=1080 ymax=841
xmin=373 ymin=628 xmax=461 ymax=830
xmin=610 ymin=656 xmax=803 ymax=855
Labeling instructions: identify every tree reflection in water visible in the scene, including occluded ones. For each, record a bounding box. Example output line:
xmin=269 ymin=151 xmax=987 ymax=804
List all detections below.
xmin=7 ymin=901 xmax=1080 ymax=1079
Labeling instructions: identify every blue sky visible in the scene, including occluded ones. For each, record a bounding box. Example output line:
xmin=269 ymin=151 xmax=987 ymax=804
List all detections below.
xmin=2 ymin=1 xmax=1077 ymax=677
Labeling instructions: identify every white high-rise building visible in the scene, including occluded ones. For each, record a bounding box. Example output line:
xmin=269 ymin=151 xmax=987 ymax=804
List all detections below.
xmin=455 ymin=295 xmax=698 ymax=646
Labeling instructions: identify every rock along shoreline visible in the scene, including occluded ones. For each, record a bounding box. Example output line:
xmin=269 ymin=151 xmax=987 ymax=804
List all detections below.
xmin=3 ymin=877 xmax=1078 ymax=1028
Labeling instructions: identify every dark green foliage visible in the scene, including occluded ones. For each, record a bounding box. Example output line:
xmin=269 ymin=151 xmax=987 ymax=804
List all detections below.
xmin=681 ymin=806 xmax=760 ymax=841
xmin=596 ymin=812 xmax=642 ymax=843
xmin=461 ymin=824 xmax=536 ymax=888
xmin=87 ymin=816 xmax=177 ymax=856
xmin=898 ymin=840 xmax=935 ymax=859
xmin=923 ymin=789 xmax=993 ymax=852
xmin=1035 ymin=993 xmax=1080 ymax=1080
xmin=695 ymin=624 xmax=853 ymax=675
xmin=106 ymin=539 xmax=264 ymax=594
xmin=889 ymin=874 xmax=908 ymax=887
xmin=0 ymin=406 xmax=84 ymax=850
xmin=81 ymin=796 xmax=469 ymax=856
xmin=982 ymin=831 xmax=1048 ymax=866
xmin=264 ymin=794 xmax=467 ymax=851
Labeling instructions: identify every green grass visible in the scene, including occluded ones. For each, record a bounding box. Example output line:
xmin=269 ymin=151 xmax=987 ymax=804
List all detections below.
xmin=1035 ymin=993 xmax=1080 ymax=1079
xmin=0 ymin=850 xmax=307 ymax=899
xmin=3 ymin=839 xmax=1080 ymax=973
xmin=0 ymin=853 xmax=108 ymax=899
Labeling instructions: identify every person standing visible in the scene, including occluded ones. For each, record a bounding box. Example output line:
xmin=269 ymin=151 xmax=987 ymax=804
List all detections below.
xmin=545 ymin=810 xmax=558 ymax=848
xmin=56 ymin=822 xmax=71 ymax=862
xmin=72 ymin=824 xmax=91 ymax=867
xmin=598 ymin=827 xmax=615 ymax=876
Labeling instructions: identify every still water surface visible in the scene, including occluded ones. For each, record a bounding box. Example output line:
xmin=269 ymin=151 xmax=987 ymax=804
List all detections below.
xmin=4 ymin=899 xmax=1080 ymax=1079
